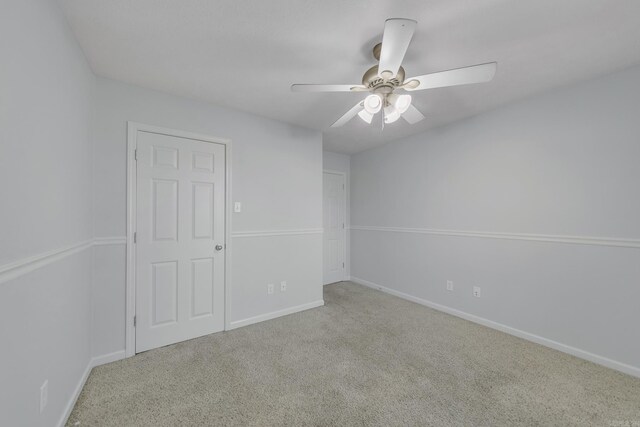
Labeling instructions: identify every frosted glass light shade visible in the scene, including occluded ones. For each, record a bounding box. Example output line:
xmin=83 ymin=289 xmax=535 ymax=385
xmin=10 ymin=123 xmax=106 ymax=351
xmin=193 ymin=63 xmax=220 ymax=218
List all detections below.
xmin=358 ymin=109 xmax=374 ymax=123
xmin=395 ymin=94 xmax=411 ymax=113
xmin=363 ymin=94 xmax=382 ymax=114
xmin=389 ymin=94 xmax=411 ymax=114
xmin=384 ymin=104 xmax=401 ymax=123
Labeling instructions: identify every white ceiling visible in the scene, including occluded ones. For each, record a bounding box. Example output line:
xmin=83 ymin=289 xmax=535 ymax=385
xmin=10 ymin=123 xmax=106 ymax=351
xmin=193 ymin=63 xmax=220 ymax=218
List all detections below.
xmin=60 ymin=0 xmax=640 ymax=154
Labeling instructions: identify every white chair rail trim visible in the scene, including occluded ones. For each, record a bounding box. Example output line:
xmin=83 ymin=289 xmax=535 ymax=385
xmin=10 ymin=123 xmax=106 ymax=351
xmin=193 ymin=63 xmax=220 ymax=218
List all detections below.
xmin=231 ymin=228 xmax=324 ymax=238
xmin=0 ymin=229 xmax=326 ymax=283
xmin=350 ymin=226 xmax=640 ymax=249
xmin=0 ymin=237 xmax=126 ymax=284
xmin=94 ymin=236 xmax=127 ymax=246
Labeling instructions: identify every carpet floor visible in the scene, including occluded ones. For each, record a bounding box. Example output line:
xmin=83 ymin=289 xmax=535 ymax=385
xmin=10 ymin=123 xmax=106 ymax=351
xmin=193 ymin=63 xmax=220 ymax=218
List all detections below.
xmin=68 ymin=282 xmax=640 ymax=426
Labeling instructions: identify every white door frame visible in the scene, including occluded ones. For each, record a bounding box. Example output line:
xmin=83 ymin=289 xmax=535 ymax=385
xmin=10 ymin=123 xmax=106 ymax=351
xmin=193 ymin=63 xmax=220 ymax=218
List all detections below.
xmin=126 ymin=122 xmax=232 ymax=357
xmin=323 ymin=169 xmax=348 ymax=284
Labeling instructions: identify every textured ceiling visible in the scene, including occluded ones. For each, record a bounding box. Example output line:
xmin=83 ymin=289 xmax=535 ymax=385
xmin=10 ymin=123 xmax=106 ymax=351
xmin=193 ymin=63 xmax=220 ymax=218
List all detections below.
xmin=59 ymin=0 xmax=640 ymax=154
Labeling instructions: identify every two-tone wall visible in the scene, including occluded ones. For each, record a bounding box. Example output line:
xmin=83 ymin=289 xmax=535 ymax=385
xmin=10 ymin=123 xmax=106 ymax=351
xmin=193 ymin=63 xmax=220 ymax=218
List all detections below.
xmin=0 ymin=0 xmax=95 ymax=425
xmin=350 ymin=65 xmax=640 ymax=377
xmin=1 ymin=2 xmax=324 ymax=425
xmin=92 ymin=78 xmax=324 ymax=356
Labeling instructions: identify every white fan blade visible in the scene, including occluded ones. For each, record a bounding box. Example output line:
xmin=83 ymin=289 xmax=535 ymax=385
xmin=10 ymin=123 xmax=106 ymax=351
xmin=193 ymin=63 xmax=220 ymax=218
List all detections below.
xmin=291 ymin=84 xmax=366 ymax=92
xmin=378 ymin=18 xmax=417 ymax=79
xmin=402 ymin=104 xmax=425 ymax=124
xmin=331 ymin=101 xmax=364 ymax=127
xmin=403 ymin=62 xmax=497 ymax=91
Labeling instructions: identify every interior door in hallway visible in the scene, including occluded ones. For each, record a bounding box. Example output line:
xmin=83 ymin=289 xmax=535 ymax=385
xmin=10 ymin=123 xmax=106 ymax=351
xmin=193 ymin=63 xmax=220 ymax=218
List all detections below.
xmin=135 ymin=130 xmax=226 ymax=353
xmin=323 ymin=171 xmax=346 ymax=285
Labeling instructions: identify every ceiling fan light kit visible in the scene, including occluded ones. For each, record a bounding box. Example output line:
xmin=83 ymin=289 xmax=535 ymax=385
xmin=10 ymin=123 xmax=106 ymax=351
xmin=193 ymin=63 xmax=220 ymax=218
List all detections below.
xmin=292 ymin=18 xmax=497 ymax=129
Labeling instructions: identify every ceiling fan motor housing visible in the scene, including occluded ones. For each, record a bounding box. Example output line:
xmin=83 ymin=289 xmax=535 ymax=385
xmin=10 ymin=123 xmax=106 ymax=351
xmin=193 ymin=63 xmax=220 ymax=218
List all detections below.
xmin=362 ymin=65 xmax=405 ymax=94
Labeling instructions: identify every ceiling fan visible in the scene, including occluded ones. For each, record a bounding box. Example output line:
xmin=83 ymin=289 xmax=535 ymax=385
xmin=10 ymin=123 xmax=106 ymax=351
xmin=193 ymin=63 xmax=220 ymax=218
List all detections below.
xmin=291 ymin=18 xmax=497 ymax=129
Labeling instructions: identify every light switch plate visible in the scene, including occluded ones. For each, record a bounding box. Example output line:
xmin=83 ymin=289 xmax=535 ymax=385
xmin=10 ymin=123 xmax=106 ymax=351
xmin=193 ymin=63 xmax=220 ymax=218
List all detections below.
xmin=234 ymin=202 xmax=242 ymax=213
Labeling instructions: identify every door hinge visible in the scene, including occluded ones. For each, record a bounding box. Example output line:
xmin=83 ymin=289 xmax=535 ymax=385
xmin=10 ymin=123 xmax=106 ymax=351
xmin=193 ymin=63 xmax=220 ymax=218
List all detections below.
xmin=134 ymin=232 xmax=137 ymax=243
xmin=134 ymin=149 xmax=138 ymax=161
xmin=343 ymin=262 xmax=345 ymax=268
xmin=133 ymin=315 xmax=136 ymax=327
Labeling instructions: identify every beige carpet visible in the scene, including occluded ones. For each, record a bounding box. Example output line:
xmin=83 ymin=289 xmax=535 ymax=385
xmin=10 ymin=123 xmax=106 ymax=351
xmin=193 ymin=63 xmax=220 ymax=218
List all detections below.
xmin=68 ymin=282 xmax=640 ymax=426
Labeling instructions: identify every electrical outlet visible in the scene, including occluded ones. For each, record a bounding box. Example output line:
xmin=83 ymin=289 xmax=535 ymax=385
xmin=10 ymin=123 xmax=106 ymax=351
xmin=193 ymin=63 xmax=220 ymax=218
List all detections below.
xmin=280 ymin=281 xmax=287 ymax=292
xmin=473 ymin=286 xmax=481 ymax=298
xmin=40 ymin=380 xmax=48 ymax=413
xmin=446 ymin=280 xmax=454 ymax=291
xmin=267 ymin=283 xmax=274 ymax=295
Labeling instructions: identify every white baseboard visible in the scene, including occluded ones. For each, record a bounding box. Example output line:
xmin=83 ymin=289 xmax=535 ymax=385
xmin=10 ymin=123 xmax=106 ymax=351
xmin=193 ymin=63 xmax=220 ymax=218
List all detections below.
xmin=323 ymin=277 xmax=350 ymax=286
xmin=350 ymin=276 xmax=640 ymax=378
xmin=91 ymin=350 xmax=126 ymax=367
xmin=57 ymin=359 xmax=92 ymax=427
xmin=228 ymin=300 xmax=325 ymax=330
xmin=57 ymin=350 xmax=126 ymax=427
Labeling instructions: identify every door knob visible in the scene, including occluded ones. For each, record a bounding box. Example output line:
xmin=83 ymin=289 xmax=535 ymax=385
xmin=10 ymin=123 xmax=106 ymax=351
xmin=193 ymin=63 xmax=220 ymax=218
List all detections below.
xmin=215 ymin=244 xmax=223 ymax=251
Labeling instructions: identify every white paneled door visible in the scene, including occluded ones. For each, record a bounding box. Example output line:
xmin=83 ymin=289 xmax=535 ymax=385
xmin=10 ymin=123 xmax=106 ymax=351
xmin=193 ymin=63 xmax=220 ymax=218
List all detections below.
xmin=135 ymin=130 xmax=226 ymax=353
xmin=323 ymin=172 xmax=346 ymax=285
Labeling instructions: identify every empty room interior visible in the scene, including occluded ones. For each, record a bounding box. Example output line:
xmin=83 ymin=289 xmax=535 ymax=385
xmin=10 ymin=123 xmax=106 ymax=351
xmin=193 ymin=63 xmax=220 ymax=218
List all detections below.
xmin=3 ymin=1 xmax=640 ymax=426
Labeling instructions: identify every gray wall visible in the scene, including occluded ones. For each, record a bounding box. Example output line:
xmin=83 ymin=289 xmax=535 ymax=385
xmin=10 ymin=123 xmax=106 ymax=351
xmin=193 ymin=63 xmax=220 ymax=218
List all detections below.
xmin=92 ymin=78 xmax=323 ymax=355
xmin=350 ymin=65 xmax=640 ymax=373
xmin=1 ymin=4 xmax=324 ymax=423
xmin=0 ymin=0 xmax=95 ymax=425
